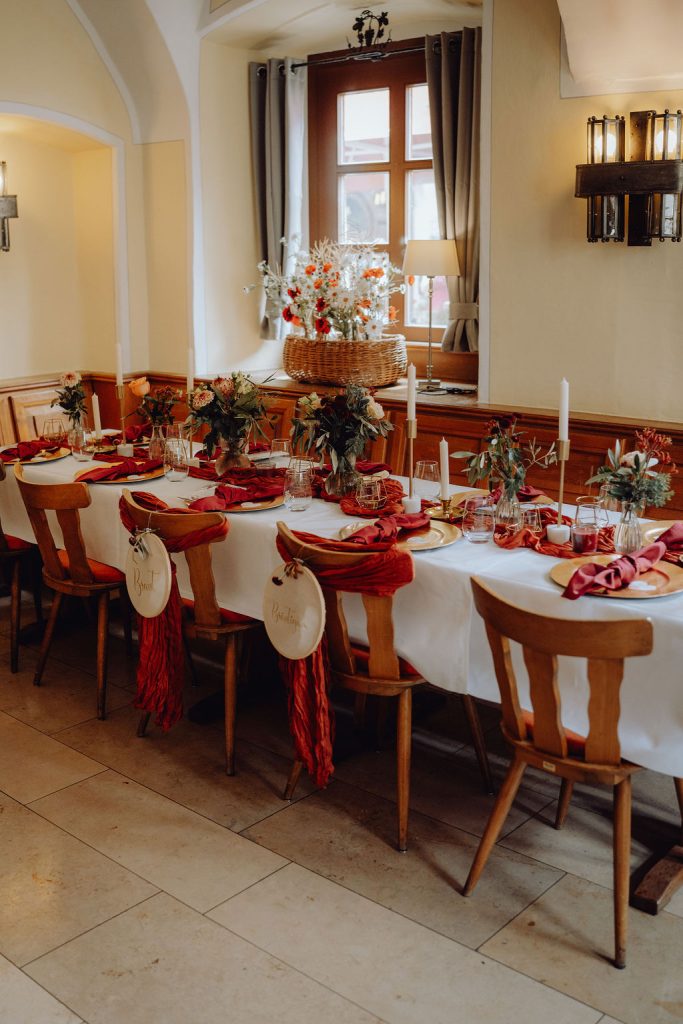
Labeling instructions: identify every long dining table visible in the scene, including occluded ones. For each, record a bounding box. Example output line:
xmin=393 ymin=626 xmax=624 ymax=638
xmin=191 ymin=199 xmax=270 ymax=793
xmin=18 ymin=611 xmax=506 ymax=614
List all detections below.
xmin=3 ymin=446 xmax=683 ymax=911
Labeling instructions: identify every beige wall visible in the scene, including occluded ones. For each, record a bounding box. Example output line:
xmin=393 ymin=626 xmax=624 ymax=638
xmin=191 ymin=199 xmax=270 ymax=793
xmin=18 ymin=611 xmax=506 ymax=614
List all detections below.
xmin=200 ymin=40 xmax=266 ymax=372
xmin=490 ymin=0 xmax=683 ymax=424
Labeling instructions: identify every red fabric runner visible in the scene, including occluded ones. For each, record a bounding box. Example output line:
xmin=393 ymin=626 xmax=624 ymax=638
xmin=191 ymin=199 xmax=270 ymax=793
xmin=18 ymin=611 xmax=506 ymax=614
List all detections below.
xmin=337 ymin=478 xmax=406 ymax=516
xmin=275 ymin=530 xmax=414 ymax=788
xmin=494 ymin=507 xmax=616 ymax=558
xmin=119 ymin=492 xmax=228 ymax=730
xmin=1 ymin=438 xmax=60 ymax=462
xmin=562 ymin=541 xmax=667 ymax=600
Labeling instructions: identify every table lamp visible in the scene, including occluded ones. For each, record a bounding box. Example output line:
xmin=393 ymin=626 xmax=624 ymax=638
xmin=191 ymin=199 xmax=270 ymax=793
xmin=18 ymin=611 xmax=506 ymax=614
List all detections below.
xmin=402 ymin=239 xmax=460 ymax=393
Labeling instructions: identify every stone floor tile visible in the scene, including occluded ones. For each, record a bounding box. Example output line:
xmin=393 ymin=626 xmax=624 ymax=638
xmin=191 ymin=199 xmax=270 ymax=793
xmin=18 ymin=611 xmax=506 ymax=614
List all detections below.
xmin=26 ymin=892 xmax=381 ymax=1024
xmin=31 ymin=770 xmax=287 ymax=912
xmin=481 ymin=873 xmax=683 ymax=1024
xmin=0 ymin=712 xmax=105 ymax=803
xmin=242 ymin=778 xmax=563 ymax=948
xmin=209 ymin=863 xmax=600 ymax=1024
xmin=54 ymin=702 xmax=314 ymax=830
xmin=0 ymin=792 xmax=156 ymax=966
xmin=0 ymin=954 xmax=82 ymax=1024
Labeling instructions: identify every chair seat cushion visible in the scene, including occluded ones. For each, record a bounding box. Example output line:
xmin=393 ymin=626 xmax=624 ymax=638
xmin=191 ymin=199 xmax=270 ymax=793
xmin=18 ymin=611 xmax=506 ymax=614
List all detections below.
xmin=521 ymin=709 xmax=586 ymax=758
xmin=2 ymin=534 xmax=32 ymax=553
xmin=181 ymin=596 xmax=254 ymax=625
xmin=351 ymin=643 xmax=420 ymax=678
xmin=57 ymin=549 xmax=125 ymax=585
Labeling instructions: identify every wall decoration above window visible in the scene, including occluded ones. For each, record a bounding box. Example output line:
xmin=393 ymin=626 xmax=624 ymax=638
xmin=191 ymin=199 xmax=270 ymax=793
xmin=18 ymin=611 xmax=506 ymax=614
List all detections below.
xmin=575 ymin=109 xmax=683 ymax=246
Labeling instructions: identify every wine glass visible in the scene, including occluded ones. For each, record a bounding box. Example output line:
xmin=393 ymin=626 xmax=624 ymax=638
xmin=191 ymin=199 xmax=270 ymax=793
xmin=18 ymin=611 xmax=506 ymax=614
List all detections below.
xmin=462 ymin=497 xmax=496 ymax=543
xmin=42 ymin=416 xmax=67 ymax=445
xmin=284 ymin=465 xmax=312 ymax=511
xmin=163 ymin=438 xmax=189 ymax=481
xmin=414 ymin=460 xmax=440 ymax=501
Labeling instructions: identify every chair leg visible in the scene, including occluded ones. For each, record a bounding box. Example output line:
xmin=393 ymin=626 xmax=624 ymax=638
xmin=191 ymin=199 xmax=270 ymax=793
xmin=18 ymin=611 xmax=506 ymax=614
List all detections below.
xmin=554 ymin=778 xmax=574 ymax=830
xmin=137 ymin=712 xmax=151 ymax=737
xmin=33 ymin=591 xmax=63 ymax=686
xmin=224 ymin=634 xmax=237 ymax=776
xmin=119 ymin=587 xmax=133 ymax=656
xmin=96 ymin=591 xmax=110 ymax=720
xmin=463 ymin=753 xmax=527 ymax=896
xmin=613 ymin=776 xmax=632 ymax=969
xmin=396 ymin=688 xmax=413 ymax=853
xmin=31 ymin=551 xmax=43 ymax=626
xmin=283 ymin=760 xmax=304 ymax=801
xmin=182 ymin=633 xmax=200 ymax=687
xmin=9 ymin=559 xmax=20 ymax=674
xmin=674 ymin=777 xmax=683 ymax=831
xmin=462 ymin=694 xmax=494 ymax=795
xmin=353 ymin=692 xmax=368 ymax=731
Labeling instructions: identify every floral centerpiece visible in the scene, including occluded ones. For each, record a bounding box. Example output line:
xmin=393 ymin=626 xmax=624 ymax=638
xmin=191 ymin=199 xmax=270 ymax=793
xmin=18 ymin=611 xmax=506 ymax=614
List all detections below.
xmin=185 ymin=372 xmax=270 ymax=474
xmin=452 ymin=415 xmax=557 ymax=516
xmin=586 ymin=428 xmax=675 ymax=552
xmin=291 ymin=383 xmax=393 ymax=495
xmin=51 ymin=372 xmax=87 ymax=427
xmin=127 ymin=377 xmax=181 ymax=427
xmin=259 ymin=239 xmax=404 ymax=342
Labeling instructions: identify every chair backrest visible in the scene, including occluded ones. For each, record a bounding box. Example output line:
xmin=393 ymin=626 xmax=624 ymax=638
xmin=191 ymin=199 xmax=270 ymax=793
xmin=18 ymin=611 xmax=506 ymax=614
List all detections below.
xmin=0 ymin=461 xmax=8 ymax=553
xmin=14 ymin=464 xmax=94 ymax=583
xmin=121 ymin=490 xmax=227 ymax=628
xmin=276 ymin=521 xmax=408 ymax=680
xmin=470 ymin=576 xmax=653 ymax=766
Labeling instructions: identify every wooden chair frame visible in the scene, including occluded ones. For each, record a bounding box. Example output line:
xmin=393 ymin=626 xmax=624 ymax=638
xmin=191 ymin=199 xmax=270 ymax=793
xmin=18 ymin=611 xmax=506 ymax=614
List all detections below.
xmin=14 ymin=464 xmax=132 ymax=719
xmin=0 ymin=462 xmax=42 ymax=672
xmin=465 ymin=576 xmax=655 ymax=969
xmin=121 ymin=490 xmax=258 ymax=775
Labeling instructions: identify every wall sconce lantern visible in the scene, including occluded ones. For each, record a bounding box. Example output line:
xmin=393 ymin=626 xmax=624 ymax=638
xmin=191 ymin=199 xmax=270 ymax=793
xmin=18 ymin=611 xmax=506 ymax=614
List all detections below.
xmin=576 ymin=110 xmax=683 ymax=246
xmin=0 ymin=161 xmax=18 ymax=252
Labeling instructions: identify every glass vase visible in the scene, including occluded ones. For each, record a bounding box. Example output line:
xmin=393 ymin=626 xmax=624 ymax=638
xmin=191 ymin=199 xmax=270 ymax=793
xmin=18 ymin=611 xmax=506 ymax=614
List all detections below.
xmin=215 ymin=436 xmax=251 ymax=476
xmin=495 ymin=493 xmax=522 ymax=530
xmin=148 ymin=425 xmax=166 ymax=461
xmin=324 ymin=455 xmax=360 ymax=497
xmin=614 ymin=501 xmax=644 ymax=555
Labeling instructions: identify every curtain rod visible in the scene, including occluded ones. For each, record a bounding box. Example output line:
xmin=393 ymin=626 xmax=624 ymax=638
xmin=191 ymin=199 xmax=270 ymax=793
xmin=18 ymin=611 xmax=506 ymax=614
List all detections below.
xmin=255 ymin=38 xmax=452 ymax=77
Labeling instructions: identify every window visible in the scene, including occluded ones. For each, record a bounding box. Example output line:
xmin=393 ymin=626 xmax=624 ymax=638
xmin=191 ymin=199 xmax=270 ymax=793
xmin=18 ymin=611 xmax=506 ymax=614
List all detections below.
xmin=308 ymin=42 xmax=447 ymax=342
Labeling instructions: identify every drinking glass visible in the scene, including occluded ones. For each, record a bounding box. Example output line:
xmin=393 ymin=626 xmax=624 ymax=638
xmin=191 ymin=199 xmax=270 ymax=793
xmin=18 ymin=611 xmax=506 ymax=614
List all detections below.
xmin=598 ymin=483 xmax=620 ymax=514
xmin=356 ymin=476 xmax=387 ymax=512
xmin=42 ymin=416 xmax=67 ymax=445
xmin=414 ymin=459 xmax=440 ymax=501
xmin=163 ymin=439 xmax=190 ymax=481
xmin=271 ymin=438 xmax=292 ymax=459
xmin=68 ymin=425 xmax=90 ymax=461
xmin=521 ymin=507 xmax=542 ymax=536
xmin=462 ymin=497 xmax=496 ymax=543
xmin=165 ymin=422 xmax=188 ymax=442
xmin=572 ymin=499 xmax=606 ymax=554
xmin=284 ymin=465 xmax=313 ymax=511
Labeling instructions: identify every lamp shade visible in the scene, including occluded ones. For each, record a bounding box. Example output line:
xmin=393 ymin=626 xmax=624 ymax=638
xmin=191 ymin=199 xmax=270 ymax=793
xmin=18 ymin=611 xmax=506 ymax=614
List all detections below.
xmin=402 ymin=239 xmax=460 ymax=277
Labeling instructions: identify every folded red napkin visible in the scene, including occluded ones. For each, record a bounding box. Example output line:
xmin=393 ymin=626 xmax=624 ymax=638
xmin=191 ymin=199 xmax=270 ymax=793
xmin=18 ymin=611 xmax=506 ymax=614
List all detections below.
xmin=121 ymin=424 xmax=152 ymax=443
xmin=489 ymin=484 xmax=545 ymax=503
xmin=562 ymin=541 xmax=666 ymax=600
xmin=656 ymin=522 xmax=683 ymax=563
xmin=248 ymin=441 xmax=270 ymax=453
xmin=345 ymin=512 xmax=431 ymax=545
xmin=189 ymin=477 xmax=284 ymax=510
xmin=77 ymin=458 xmax=163 ymax=483
xmin=1 ymin=438 xmax=60 ymax=462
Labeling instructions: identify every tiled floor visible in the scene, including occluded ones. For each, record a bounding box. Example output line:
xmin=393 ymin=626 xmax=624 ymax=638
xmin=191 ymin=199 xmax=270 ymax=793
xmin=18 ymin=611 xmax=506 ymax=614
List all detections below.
xmin=1 ymin=593 xmax=682 ymax=1024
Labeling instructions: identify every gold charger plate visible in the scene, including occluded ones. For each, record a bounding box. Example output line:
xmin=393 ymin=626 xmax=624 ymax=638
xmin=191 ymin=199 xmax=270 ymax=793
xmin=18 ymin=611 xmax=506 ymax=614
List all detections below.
xmin=74 ymin=464 xmax=166 ymax=485
xmin=641 ymin=520 xmax=682 ymax=543
xmin=428 ymin=489 xmax=552 ymax=522
xmin=550 ymin=554 xmax=683 ymax=599
xmin=339 ymin=519 xmax=461 ymax=550
xmin=84 ymin=443 xmax=117 ymax=455
xmin=226 ymin=494 xmax=285 ymax=513
xmin=2 ymin=446 xmax=71 ymax=465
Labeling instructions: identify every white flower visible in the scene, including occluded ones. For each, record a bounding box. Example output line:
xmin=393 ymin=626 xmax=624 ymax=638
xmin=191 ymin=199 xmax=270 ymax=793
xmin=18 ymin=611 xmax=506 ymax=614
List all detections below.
xmin=620 ymin=451 xmax=658 ymax=469
xmin=366 ymin=398 xmax=384 ymax=420
xmin=191 ymin=388 xmax=214 ymax=410
xmin=60 ymin=372 xmax=81 ymax=388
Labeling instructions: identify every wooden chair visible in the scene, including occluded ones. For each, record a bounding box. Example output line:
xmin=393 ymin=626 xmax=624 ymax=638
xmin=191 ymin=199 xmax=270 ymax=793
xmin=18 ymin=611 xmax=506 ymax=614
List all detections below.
xmin=0 ymin=462 xmax=42 ymax=672
xmin=121 ymin=490 xmax=259 ymax=775
xmin=14 ymin=464 xmax=132 ymax=719
xmin=277 ymin=521 xmax=492 ymax=851
xmin=464 ymin=576 xmax=654 ymax=969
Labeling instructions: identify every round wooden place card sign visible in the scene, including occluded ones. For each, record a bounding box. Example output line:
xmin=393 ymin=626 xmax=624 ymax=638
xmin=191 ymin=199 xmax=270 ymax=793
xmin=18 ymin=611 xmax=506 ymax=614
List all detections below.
xmin=125 ymin=532 xmax=173 ymax=618
xmin=263 ymin=563 xmax=326 ymax=660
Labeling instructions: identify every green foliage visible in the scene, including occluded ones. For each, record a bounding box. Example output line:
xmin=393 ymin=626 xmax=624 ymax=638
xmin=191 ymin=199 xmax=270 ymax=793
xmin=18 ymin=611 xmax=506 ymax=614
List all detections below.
xmin=290 ymin=384 xmax=393 ymax=475
xmin=451 ymin=415 xmax=556 ymax=499
xmin=185 ymin=372 xmax=272 ymax=458
xmin=586 ymin=435 xmax=675 ymax=509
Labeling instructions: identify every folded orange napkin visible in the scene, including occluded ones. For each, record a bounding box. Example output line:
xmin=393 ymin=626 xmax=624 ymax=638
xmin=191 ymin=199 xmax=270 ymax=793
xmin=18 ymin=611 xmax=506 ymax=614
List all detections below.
xmin=562 ymin=541 xmax=666 ymax=599
xmin=344 ymin=512 xmax=431 ymax=545
xmin=77 ymin=458 xmax=162 ymax=483
xmin=657 ymin=522 xmax=683 ymax=563
xmin=1 ymin=438 xmax=60 ymax=462
xmin=494 ymin=507 xmax=616 ymax=558
xmin=488 ymin=484 xmax=545 ymax=503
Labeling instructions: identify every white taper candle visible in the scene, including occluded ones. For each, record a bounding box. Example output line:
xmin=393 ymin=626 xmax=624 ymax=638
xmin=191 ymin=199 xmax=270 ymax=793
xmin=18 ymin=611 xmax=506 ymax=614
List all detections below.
xmin=115 ymin=343 xmax=123 ymax=387
xmin=92 ymin=393 xmax=102 ymax=438
xmin=407 ymin=364 xmax=416 ymax=421
xmin=439 ymin=437 xmax=450 ymax=501
xmin=559 ymin=378 xmax=569 ymax=441
xmin=187 ymin=347 xmax=194 ymax=397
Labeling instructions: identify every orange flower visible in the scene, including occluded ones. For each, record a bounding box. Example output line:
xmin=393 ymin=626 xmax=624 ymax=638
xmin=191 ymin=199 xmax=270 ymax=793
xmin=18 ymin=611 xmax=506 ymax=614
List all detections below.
xmin=388 ymin=305 xmax=398 ymax=319
xmin=407 ymin=274 xmax=415 ymax=286
xmin=305 ymin=264 xmax=316 ymax=275
xmin=292 ymin=315 xmax=303 ymax=327
xmin=128 ymin=376 xmax=150 ymax=397
xmin=322 ymin=262 xmax=333 ymax=272
xmin=313 ymin=279 xmax=323 ymax=289
xmin=358 ymin=298 xmax=372 ymax=308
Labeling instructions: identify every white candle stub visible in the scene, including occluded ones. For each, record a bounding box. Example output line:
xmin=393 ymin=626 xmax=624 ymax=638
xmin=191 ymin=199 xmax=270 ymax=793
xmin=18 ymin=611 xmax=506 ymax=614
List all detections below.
xmin=546 ymin=523 xmax=571 ymax=544
xmin=116 ymin=443 xmax=134 ymax=457
xmin=402 ymin=495 xmax=422 ymax=515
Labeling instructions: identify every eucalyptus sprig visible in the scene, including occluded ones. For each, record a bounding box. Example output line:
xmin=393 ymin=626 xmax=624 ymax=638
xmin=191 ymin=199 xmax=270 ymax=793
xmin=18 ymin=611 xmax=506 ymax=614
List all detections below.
xmin=451 ymin=415 xmax=556 ymax=500
xmin=586 ymin=429 xmax=675 ymax=509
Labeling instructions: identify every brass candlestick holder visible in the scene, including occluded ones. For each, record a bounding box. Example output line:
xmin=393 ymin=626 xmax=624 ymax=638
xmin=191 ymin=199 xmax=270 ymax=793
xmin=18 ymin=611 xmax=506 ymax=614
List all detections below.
xmin=115 ymin=383 xmax=134 ymax=456
xmin=556 ymin=438 xmax=570 ymax=524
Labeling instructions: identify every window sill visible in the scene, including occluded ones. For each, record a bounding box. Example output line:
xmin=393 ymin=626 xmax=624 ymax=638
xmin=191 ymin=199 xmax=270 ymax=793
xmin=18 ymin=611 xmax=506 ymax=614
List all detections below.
xmin=404 ymin=343 xmax=478 ymax=384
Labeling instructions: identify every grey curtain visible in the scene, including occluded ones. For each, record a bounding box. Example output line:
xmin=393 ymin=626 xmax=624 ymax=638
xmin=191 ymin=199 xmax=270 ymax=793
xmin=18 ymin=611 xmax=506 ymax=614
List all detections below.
xmin=426 ymin=28 xmax=481 ymax=353
xmin=249 ymin=58 xmax=308 ymax=338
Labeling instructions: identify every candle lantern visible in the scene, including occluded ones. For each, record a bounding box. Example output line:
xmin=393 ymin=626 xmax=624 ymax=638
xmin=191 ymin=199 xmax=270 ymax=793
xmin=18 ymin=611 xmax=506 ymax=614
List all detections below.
xmin=586 ymin=115 xmax=625 ymax=243
xmin=647 ymin=109 xmax=683 ymax=241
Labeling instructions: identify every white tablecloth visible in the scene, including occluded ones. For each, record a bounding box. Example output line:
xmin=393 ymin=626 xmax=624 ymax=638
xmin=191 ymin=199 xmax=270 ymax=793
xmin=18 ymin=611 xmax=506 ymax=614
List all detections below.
xmin=2 ymin=452 xmax=683 ymax=776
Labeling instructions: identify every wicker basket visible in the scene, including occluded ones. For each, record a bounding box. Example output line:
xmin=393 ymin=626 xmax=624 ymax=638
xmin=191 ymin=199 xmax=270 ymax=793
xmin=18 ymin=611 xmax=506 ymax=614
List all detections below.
xmin=283 ymin=334 xmax=407 ymax=388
